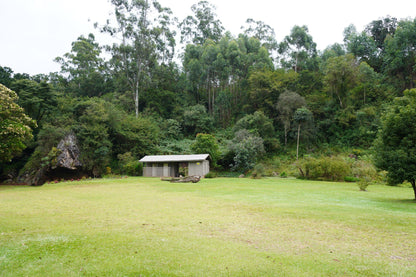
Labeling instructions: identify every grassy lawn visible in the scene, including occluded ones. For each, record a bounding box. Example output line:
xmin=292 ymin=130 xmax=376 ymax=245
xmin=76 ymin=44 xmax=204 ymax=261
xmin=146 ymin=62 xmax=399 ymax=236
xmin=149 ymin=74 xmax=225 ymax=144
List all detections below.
xmin=1 ymin=177 xmax=415 ymax=276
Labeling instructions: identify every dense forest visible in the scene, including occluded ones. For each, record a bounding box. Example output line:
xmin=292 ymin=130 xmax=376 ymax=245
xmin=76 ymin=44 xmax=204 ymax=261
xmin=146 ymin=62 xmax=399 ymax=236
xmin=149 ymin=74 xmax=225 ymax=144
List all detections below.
xmin=1 ymin=0 xmax=416 ymax=188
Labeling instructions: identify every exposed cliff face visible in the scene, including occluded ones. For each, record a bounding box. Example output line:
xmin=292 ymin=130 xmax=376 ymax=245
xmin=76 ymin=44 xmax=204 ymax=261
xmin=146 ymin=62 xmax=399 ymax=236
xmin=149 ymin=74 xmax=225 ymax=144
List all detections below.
xmin=54 ymin=133 xmax=82 ymax=170
xmin=24 ymin=133 xmax=84 ymax=186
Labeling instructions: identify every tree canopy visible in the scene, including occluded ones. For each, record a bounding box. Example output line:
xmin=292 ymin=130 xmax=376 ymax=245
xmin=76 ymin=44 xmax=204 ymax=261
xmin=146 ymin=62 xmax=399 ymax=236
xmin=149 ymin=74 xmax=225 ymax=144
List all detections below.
xmin=1 ymin=6 xmax=416 ymax=187
xmin=374 ymin=89 xmax=416 ymax=199
xmin=0 ymin=84 xmax=36 ymax=162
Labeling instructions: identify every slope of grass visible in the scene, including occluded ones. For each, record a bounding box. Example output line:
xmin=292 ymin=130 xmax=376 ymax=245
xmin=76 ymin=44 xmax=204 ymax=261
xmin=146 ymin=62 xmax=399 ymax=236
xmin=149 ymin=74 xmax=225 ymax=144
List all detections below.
xmin=1 ymin=177 xmax=415 ymax=276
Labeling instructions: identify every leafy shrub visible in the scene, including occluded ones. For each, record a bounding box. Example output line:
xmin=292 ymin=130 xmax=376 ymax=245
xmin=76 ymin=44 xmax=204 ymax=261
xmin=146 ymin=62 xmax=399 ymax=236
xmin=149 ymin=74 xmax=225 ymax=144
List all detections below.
xmin=228 ymin=129 xmax=265 ymax=172
xmin=123 ymin=161 xmax=143 ymax=176
xmin=233 ymin=111 xmax=275 ymax=139
xmin=352 ymin=159 xmax=377 ymax=191
xmin=191 ymin=133 xmax=220 ymax=166
xmin=344 ymin=176 xmax=359 ymax=182
xmin=204 ymin=172 xmax=217 ymax=178
xmin=251 ymin=163 xmax=265 ymax=179
xmin=280 ymin=171 xmax=288 ymax=178
xmin=117 ymin=152 xmax=142 ymax=176
xmin=296 ymin=156 xmax=352 ymax=181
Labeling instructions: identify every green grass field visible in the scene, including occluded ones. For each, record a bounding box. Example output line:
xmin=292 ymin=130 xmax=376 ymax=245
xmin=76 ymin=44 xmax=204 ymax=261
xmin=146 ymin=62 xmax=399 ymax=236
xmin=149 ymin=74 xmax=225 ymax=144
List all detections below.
xmin=1 ymin=177 xmax=415 ymax=276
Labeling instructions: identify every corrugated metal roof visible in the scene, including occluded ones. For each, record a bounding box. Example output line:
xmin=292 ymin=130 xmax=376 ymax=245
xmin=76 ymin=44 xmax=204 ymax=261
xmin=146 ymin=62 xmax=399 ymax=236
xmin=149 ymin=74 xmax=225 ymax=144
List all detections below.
xmin=139 ymin=154 xmax=210 ymax=163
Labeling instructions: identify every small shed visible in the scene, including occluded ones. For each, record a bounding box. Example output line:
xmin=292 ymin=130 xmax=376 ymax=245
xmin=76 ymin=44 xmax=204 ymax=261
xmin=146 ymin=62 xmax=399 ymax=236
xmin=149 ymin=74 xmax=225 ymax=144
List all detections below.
xmin=139 ymin=154 xmax=210 ymax=177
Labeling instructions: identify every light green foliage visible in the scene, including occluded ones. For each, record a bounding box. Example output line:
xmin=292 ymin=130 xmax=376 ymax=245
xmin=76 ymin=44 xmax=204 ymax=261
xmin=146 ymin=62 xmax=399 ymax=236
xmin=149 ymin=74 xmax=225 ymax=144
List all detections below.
xmin=352 ymin=160 xmax=377 ymax=191
xmin=374 ymin=89 xmax=416 ymax=199
xmin=160 ymin=118 xmax=182 ymax=140
xmin=324 ymin=54 xmax=359 ymax=109
xmin=343 ymin=25 xmax=377 ymax=66
xmin=276 ymin=91 xmax=306 ymax=145
xmin=179 ymin=1 xmax=224 ymax=45
xmin=1 ymin=178 xmax=416 ymax=276
xmin=101 ymin=0 xmax=176 ymax=117
xmin=247 ymin=69 xmax=298 ymax=118
xmin=251 ymin=163 xmax=265 ymax=179
xmin=183 ymin=33 xmax=273 ymax=119
xmin=233 ymin=111 xmax=279 ymax=154
xmin=108 ymin=109 xmax=160 ymax=158
xmin=157 ymin=138 xmax=193 ymax=155
xmin=228 ymin=129 xmax=265 ymax=172
xmin=117 ymin=152 xmax=142 ymax=176
xmin=74 ymin=98 xmax=112 ymax=175
xmin=0 ymin=84 xmax=36 ymax=162
xmin=54 ymin=34 xmax=108 ymax=97
xmin=241 ymin=18 xmax=278 ymax=59
xmin=296 ymin=156 xmax=352 ymax=181
xmin=191 ymin=133 xmax=220 ymax=166
xmin=278 ymin=25 xmax=318 ymax=72
xmin=233 ymin=110 xmax=274 ymax=139
xmin=182 ymin=104 xmax=213 ymax=136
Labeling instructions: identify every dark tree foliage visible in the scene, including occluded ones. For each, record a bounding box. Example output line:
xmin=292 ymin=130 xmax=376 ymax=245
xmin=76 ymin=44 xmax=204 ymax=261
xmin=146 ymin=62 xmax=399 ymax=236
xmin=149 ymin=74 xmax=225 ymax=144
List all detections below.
xmin=374 ymin=89 xmax=416 ymax=199
xmin=3 ymin=7 xmax=416 ymax=183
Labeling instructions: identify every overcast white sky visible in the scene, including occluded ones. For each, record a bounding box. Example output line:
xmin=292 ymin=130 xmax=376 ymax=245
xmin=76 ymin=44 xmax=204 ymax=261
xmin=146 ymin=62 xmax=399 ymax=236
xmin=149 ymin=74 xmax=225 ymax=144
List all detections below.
xmin=0 ymin=0 xmax=415 ymax=75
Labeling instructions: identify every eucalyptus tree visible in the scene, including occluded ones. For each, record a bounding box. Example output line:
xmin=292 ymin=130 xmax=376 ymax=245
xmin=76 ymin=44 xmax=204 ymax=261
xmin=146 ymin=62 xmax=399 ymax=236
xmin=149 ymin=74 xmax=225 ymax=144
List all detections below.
xmin=279 ymin=25 xmax=318 ymax=72
xmin=179 ymin=0 xmax=224 ymax=45
xmin=276 ymin=91 xmax=306 ymax=146
xmin=384 ymin=18 xmax=416 ymax=90
xmin=343 ymin=25 xmax=378 ymax=68
xmin=293 ymin=107 xmax=313 ymax=160
xmin=365 ymin=16 xmax=397 ymax=53
xmin=55 ymin=34 xmax=107 ymax=97
xmin=99 ymin=0 xmax=176 ymax=117
xmin=241 ymin=18 xmax=278 ymax=62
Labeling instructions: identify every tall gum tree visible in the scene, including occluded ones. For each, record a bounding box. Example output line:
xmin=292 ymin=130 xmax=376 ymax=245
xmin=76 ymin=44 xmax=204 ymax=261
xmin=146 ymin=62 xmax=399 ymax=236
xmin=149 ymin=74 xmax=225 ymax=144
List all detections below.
xmin=179 ymin=0 xmax=224 ymax=45
xmin=279 ymin=25 xmax=318 ymax=72
xmin=99 ymin=0 xmax=176 ymax=117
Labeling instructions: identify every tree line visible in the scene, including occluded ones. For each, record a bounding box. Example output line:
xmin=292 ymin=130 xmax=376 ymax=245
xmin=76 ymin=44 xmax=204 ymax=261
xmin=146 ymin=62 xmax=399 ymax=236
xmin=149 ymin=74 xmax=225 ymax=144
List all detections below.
xmin=1 ymin=0 xmax=416 ymax=194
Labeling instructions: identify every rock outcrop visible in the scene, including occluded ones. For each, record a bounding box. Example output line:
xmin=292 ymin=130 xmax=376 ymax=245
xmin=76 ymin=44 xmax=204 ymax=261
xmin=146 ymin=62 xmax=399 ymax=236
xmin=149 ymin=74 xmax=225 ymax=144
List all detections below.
xmin=24 ymin=133 xmax=83 ymax=186
xmin=54 ymin=133 xmax=82 ymax=170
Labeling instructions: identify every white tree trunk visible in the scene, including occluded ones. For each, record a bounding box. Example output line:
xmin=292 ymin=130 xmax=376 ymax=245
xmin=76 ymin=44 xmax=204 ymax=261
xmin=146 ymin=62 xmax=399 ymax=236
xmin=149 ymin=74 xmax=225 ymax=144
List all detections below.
xmin=296 ymin=123 xmax=301 ymax=160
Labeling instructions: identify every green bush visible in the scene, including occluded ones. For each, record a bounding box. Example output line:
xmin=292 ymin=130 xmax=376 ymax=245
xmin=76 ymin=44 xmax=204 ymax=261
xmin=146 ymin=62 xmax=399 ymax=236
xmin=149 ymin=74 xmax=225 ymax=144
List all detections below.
xmin=296 ymin=156 xmax=352 ymax=181
xmin=123 ymin=161 xmax=143 ymax=176
xmin=204 ymin=172 xmax=217 ymax=178
xmin=352 ymin=159 xmax=377 ymax=191
xmin=251 ymin=163 xmax=265 ymax=179
xmin=344 ymin=176 xmax=359 ymax=182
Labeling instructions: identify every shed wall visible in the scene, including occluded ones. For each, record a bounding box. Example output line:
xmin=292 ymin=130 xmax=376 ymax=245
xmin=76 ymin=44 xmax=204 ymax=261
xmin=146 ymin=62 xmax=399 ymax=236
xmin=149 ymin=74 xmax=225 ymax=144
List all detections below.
xmin=142 ymin=159 xmax=209 ymax=177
